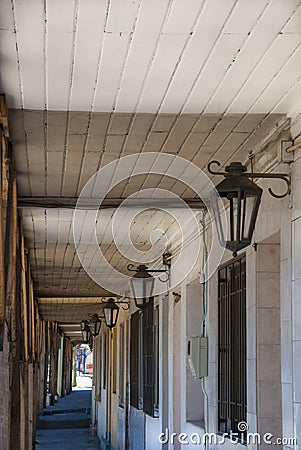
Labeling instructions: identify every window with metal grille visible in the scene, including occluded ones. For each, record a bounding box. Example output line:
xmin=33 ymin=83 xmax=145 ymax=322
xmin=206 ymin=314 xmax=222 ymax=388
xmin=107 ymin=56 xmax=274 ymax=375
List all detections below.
xmin=119 ymin=323 xmax=125 ymax=407
xmin=142 ymin=298 xmax=154 ymax=417
xmin=130 ymin=311 xmax=140 ymax=409
xmin=112 ymin=328 xmax=117 ymax=394
xmin=103 ymin=332 xmax=107 ymax=389
xmin=218 ymin=255 xmax=246 ymax=434
xmin=130 ymin=300 xmax=158 ymax=417
xmin=153 ymin=305 xmax=159 ymax=416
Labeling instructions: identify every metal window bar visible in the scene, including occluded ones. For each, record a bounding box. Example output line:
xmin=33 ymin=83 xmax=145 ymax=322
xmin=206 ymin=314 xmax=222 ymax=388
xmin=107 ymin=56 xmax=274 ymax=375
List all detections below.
xmin=119 ymin=324 xmax=125 ymax=407
xmin=153 ymin=305 xmax=159 ymax=415
xmin=130 ymin=311 xmax=140 ymax=409
xmin=218 ymin=255 xmax=246 ymax=434
xmin=142 ymin=297 xmax=155 ymax=417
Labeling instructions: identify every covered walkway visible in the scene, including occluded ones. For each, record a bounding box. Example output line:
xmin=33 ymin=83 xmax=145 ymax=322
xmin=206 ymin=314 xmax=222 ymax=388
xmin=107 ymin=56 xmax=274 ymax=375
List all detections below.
xmin=0 ymin=1 xmax=301 ymax=449
xmin=36 ymin=379 xmax=100 ymax=450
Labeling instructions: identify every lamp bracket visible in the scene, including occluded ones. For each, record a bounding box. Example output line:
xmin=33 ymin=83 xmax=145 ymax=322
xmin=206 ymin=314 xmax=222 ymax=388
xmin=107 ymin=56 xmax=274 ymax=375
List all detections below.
xmin=127 ymin=263 xmax=170 ymax=283
xmin=244 ymin=172 xmax=290 ymax=199
xmin=207 ymin=160 xmax=227 ymax=175
xmin=126 ymin=263 xmax=168 ymax=274
xmin=207 ymin=160 xmax=290 ymax=199
xmin=100 ymin=298 xmax=130 ymax=311
xmin=117 ymin=302 xmax=130 ymax=311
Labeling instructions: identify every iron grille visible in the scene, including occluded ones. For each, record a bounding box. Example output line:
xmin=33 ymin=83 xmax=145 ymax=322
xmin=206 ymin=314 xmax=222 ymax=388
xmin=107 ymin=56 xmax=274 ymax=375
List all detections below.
xmin=218 ymin=255 xmax=246 ymax=434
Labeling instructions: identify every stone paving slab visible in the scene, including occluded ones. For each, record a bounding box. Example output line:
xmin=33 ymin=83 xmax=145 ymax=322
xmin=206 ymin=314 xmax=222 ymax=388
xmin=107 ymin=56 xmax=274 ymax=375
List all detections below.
xmin=35 ymin=428 xmax=100 ymax=449
xmin=43 ymin=389 xmax=92 ymax=413
xmin=36 ymin=386 xmax=100 ymax=449
xmin=37 ymin=412 xmax=91 ymax=429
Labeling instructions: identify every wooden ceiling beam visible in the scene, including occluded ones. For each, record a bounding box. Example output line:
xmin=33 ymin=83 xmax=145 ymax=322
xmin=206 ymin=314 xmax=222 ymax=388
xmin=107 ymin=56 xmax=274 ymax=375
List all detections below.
xmin=18 ymin=196 xmax=206 ymax=210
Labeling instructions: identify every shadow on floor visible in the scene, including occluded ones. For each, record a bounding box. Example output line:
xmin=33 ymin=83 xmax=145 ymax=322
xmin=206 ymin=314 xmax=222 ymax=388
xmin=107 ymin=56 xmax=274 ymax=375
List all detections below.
xmin=36 ymin=389 xmax=100 ymax=449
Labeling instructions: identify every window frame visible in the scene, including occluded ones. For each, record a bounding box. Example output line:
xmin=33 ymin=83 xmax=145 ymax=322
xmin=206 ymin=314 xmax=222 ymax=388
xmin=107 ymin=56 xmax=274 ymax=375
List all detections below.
xmin=119 ymin=323 xmax=125 ymax=408
xmin=130 ymin=301 xmax=159 ymax=418
xmin=218 ymin=255 xmax=247 ymax=434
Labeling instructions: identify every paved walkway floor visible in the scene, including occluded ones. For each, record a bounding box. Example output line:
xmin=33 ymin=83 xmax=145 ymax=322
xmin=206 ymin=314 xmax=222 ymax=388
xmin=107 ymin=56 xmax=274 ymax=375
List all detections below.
xmin=41 ymin=389 xmax=92 ymax=414
xmin=36 ymin=384 xmax=100 ymax=449
xmin=36 ymin=428 xmax=100 ymax=449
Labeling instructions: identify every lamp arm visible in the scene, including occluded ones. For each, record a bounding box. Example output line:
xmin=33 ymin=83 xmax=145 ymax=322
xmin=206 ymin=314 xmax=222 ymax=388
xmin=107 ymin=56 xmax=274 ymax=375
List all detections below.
xmin=245 ymin=172 xmax=290 ymax=198
xmin=99 ymin=299 xmax=130 ymax=310
xmin=127 ymin=263 xmax=169 ymax=274
xmin=207 ymin=159 xmax=290 ymax=199
xmin=207 ymin=160 xmax=227 ymax=176
xmin=119 ymin=302 xmax=130 ymax=311
xmin=158 ymin=271 xmax=170 ymax=283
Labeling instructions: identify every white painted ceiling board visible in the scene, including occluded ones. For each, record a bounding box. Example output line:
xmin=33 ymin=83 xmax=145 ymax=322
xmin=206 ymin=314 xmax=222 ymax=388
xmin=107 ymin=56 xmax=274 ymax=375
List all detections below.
xmin=282 ymin=3 xmax=301 ymax=32
xmin=0 ymin=0 xmax=14 ymax=30
xmin=137 ymin=33 xmax=188 ymax=113
xmin=222 ymin=0 xmax=268 ymax=34
xmin=1 ymin=0 xmax=301 ymax=116
xmin=93 ymin=33 xmax=130 ymax=111
xmin=12 ymin=2 xmax=44 ymax=109
xmin=47 ymin=31 xmax=74 ymax=110
xmin=184 ymin=33 xmax=247 ymax=113
xmin=0 ymin=30 xmax=22 ymax=108
xmin=115 ymin=0 xmax=172 ymax=112
xmin=273 ymin=78 xmax=301 ymax=115
xmin=13 ymin=0 xmax=44 ymax=31
xmin=249 ymin=42 xmax=301 ymax=113
xmin=164 ymin=0 xmax=206 ymax=34
xmin=106 ymin=0 xmax=140 ymax=33
xmin=229 ymin=34 xmax=301 ymax=113
xmin=47 ymin=0 xmax=76 ymax=33
xmin=69 ymin=1 xmax=108 ymax=110
xmin=205 ymin=0 xmax=301 ymax=113
xmin=32 ymin=210 xmax=46 ymax=243
xmin=160 ymin=0 xmax=238 ymax=113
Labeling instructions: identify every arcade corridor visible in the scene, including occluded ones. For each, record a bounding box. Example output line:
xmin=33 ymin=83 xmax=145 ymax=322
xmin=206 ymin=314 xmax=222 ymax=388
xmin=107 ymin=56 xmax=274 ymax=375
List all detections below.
xmin=1 ymin=1 xmax=301 ymax=449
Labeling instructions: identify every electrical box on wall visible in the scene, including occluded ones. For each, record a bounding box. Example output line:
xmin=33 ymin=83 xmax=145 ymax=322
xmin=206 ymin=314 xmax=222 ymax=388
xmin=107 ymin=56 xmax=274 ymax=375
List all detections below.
xmin=187 ymin=336 xmax=208 ymax=378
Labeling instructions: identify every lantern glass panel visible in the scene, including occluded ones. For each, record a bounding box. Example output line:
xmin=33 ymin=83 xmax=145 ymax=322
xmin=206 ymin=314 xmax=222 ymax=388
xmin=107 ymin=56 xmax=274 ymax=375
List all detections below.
xmin=82 ymin=327 xmax=90 ymax=343
xmin=130 ymin=276 xmax=154 ymax=305
xmin=80 ymin=320 xmax=87 ymax=331
xmin=104 ymin=303 xmax=119 ymax=328
xmin=90 ymin=317 xmax=101 ymax=337
xmin=241 ymin=194 xmax=256 ymax=239
xmin=229 ymin=195 xmax=239 ymax=242
xmin=210 ymin=190 xmax=226 ymax=247
xmin=104 ymin=308 xmax=112 ymax=327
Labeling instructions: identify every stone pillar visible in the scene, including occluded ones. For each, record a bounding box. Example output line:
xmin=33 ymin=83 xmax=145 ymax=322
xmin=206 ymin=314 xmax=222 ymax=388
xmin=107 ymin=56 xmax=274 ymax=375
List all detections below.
xmin=291 ymin=149 xmax=301 ymax=444
xmin=256 ymin=237 xmax=282 ymax=445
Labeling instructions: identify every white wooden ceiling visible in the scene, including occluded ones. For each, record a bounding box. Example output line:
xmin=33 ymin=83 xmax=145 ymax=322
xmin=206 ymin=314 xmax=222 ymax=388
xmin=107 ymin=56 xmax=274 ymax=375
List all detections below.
xmin=1 ymin=0 xmax=301 ymax=115
xmin=1 ymin=0 xmax=300 ymax=339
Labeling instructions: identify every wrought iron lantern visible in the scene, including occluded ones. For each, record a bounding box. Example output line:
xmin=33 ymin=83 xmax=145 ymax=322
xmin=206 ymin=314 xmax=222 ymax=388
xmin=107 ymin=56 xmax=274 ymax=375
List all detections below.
xmin=127 ymin=255 xmax=170 ymax=309
xmin=129 ymin=264 xmax=155 ymax=309
xmin=80 ymin=319 xmax=91 ymax=343
xmin=208 ymin=160 xmax=290 ymax=256
xmin=89 ymin=314 xmax=102 ymax=337
xmin=103 ymin=299 xmax=120 ymax=329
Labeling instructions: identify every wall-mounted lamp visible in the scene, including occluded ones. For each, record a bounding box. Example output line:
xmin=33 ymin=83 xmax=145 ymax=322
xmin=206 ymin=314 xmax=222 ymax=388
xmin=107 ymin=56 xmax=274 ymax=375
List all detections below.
xmin=80 ymin=319 xmax=91 ymax=343
xmin=100 ymin=298 xmax=130 ymax=329
xmin=127 ymin=254 xmax=171 ymax=309
xmin=208 ymin=160 xmax=290 ymax=256
xmin=89 ymin=314 xmax=102 ymax=337
xmin=103 ymin=299 xmax=119 ymax=329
